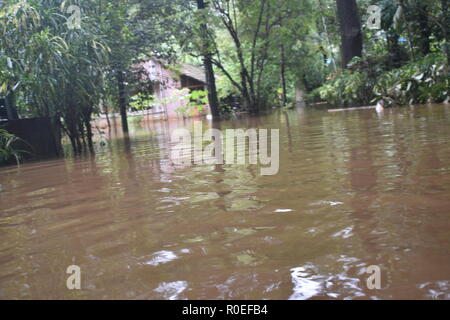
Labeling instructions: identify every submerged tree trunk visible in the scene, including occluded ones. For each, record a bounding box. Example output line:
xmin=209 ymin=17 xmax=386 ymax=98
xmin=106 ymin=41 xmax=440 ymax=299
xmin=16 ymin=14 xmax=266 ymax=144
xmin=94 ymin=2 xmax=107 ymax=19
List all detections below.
xmin=82 ymin=106 xmax=94 ymax=153
xmin=295 ymin=88 xmax=305 ymax=107
xmin=117 ymin=69 xmax=129 ymax=134
xmin=336 ymin=0 xmax=363 ymax=68
xmin=104 ymin=103 xmax=111 ymax=132
xmin=196 ymin=0 xmax=221 ymax=120
xmin=204 ymin=59 xmax=221 ymax=118
xmin=52 ymin=117 xmax=63 ymax=157
xmin=66 ymin=110 xmax=82 ymax=155
xmin=80 ymin=121 xmax=87 ymax=150
xmin=84 ymin=117 xmax=94 ymax=153
xmin=67 ymin=120 xmax=82 ymax=155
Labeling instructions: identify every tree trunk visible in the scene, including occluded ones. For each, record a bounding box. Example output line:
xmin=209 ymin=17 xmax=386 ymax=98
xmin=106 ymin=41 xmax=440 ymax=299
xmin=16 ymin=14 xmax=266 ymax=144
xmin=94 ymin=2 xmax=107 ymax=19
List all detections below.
xmin=52 ymin=117 xmax=63 ymax=157
xmin=295 ymin=88 xmax=305 ymax=107
xmin=84 ymin=117 xmax=94 ymax=153
xmin=196 ymin=0 xmax=221 ymax=120
xmin=279 ymin=44 xmax=287 ymax=107
xmin=204 ymin=58 xmax=221 ymax=119
xmin=80 ymin=121 xmax=87 ymax=150
xmin=442 ymin=0 xmax=450 ymax=64
xmin=117 ymin=69 xmax=129 ymax=133
xmin=104 ymin=103 xmax=111 ymax=132
xmin=336 ymin=0 xmax=363 ymax=68
xmin=443 ymin=0 xmax=449 ymax=27
xmin=197 ymin=0 xmax=220 ymax=119
xmin=386 ymin=30 xmax=403 ymax=68
xmin=319 ymin=0 xmax=337 ymax=71
xmin=82 ymin=107 xmax=94 ymax=153
xmin=417 ymin=3 xmax=431 ymax=55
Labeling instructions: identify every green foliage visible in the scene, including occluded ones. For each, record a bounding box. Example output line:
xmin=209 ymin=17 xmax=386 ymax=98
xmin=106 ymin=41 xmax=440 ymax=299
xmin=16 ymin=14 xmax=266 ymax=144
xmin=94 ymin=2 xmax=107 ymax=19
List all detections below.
xmin=0 ymin=0 xmax=110 ymax=153
xmin=1 ymin=0 xmax=185 ymax=153
xmin=176 ymin=0 xmax=328 ymax=111
xmin=0 ymin=129 xmax=23 ymax=165
xmin=175 ymin=89 xmax=209 ymax=116
xmin=1 ymin=0 xmax=448 ymax=136
xmin=305 ymin=87 xmax=324 ymax=104
xmin=318 ymin=69 xmax=372 ymax=106
xmin=374 ymin=53 xmax=449 ymax=105
xmin=130 ymin=93 xmax=155 ymax=111
xmin=318 ymin=52 xmax=448 ymax=106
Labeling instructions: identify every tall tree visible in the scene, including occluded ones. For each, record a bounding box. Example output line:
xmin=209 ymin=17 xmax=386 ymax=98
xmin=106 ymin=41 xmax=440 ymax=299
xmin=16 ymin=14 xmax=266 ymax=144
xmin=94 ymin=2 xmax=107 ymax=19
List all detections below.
xmin=336 ymin=0 xmax=363 ymax=68
xmin=209 ymin=0 xmax=270 ymax=113
xmin=416 ymin=2 xmax=431 ymax=55
xmin=100 ymin=0 xmax=134 ymax=134
xmin=196 ymin=0 xmax=221 ymax=119
xmin=99 ymin=0 xmax=181 ymax=133
xmin=279 ymin=43 xmax=287 ymax=106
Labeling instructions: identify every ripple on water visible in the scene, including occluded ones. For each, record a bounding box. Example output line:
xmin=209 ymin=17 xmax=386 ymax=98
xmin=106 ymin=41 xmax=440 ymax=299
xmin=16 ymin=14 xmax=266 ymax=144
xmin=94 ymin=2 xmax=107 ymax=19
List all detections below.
xmin=141 ymin=249 xmax=190 ymax=266
xmin=154 ymin=281 xmax=188 ymax=300
xmin=234 ymin=249 xmax=268 ymax=267
xmin=289 ymin=262 xmax=365 ymax=300
xmin=331 ymin=226 xmax=354 ymax=239
xmin=310 ymin=200 xmax=344 ymax=207
xmin=418 ymin=280 xmax=450 ymax=300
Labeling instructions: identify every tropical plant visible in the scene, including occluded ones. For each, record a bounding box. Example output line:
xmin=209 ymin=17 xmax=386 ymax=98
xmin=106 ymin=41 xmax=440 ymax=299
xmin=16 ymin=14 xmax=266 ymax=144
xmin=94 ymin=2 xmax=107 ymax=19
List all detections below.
xmin=318 ymin=52 xmax=448 ymax=106
xmin=0 ymin=129 xmax=24 ymax=165
xmin=374 ymin=52 xmax=449 ymax=105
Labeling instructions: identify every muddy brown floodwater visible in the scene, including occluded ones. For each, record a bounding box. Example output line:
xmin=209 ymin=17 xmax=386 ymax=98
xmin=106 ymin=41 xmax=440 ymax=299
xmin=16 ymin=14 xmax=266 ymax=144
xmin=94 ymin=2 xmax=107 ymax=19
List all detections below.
xmin=1 ymin=104 xmax=450 ymax=299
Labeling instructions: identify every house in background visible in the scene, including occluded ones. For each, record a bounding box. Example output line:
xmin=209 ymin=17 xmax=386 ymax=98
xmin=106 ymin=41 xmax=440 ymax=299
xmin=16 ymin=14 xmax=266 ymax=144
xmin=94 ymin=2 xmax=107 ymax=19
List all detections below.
xmin=141 ymin=58 xmax=211 ymax=119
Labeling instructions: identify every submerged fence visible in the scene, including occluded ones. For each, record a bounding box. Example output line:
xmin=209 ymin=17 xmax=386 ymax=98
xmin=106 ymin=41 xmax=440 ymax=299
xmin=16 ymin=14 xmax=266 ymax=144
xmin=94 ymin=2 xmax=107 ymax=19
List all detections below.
xmin=1 ymin=118 xmax=62 ymax=161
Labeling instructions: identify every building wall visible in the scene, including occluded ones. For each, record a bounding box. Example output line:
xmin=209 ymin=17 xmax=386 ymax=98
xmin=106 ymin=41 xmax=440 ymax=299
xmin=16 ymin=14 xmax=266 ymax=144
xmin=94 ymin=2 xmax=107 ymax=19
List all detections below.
xmin=141 ymin=59 xmax=210 ymax=119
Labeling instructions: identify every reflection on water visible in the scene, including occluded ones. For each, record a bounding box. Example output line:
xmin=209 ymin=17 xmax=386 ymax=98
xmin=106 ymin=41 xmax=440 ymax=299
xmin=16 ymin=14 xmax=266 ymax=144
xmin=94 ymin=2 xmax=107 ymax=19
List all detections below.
xmin=1 ymin=104 xmax=450 ymax=299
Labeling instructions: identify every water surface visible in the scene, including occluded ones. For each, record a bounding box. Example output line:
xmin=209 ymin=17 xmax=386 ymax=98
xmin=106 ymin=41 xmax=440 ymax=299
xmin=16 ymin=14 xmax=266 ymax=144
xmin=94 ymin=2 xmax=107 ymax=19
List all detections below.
xmin=1 ymin=104 xmax=450 ymax=299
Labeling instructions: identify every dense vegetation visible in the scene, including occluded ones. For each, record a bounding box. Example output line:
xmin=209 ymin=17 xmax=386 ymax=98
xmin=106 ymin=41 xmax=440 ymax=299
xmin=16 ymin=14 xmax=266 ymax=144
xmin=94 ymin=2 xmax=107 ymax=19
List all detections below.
xmin=0 ymin=129 xmax=23 ymax=165
xmin=0 ymin=0 xmax=448 ymax=156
